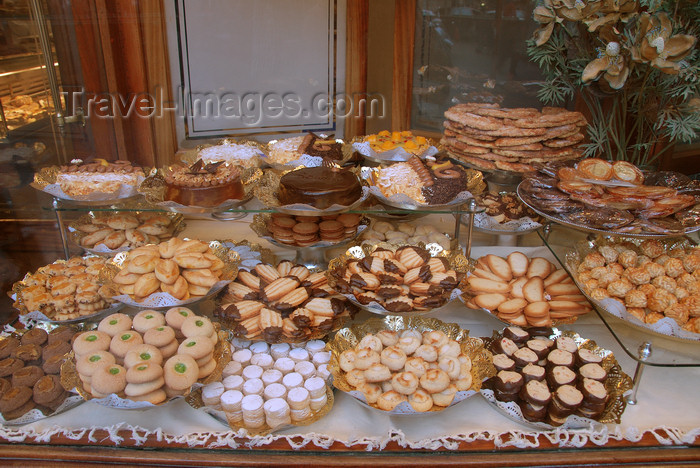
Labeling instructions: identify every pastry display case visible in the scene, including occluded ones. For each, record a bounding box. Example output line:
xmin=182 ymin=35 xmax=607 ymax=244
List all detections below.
xmin=0 ymin=1 xmax=698 ymax=466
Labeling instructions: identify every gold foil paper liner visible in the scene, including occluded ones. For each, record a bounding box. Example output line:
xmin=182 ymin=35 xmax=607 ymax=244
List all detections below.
xmin=67 ymin=211 xmax=186 ymax=254
xmin=216 ymin=249 xmax=351 ymax=343
xmin=61 ymin=329 xmax=231 ymax=407
xmin=186 ymin=384 xmax=334 ymax=436
xmin=326 ymin=242 xmax=472 ymax=314
xmin=32 ymin=165 xmax=148 ymax=202
xmin=250 ymin=213 xmax=371 ymax=248
xmin=484 ymin=328 xmax=633 ymax=425
xmin=328 ymin=315 xmax=495 ymax=412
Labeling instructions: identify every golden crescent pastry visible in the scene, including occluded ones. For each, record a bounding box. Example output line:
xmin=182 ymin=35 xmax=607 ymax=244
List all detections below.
xmin=173 ymin=253 xmax=212 ymax=270
xmin=174 ymin=239 xmax=209 ymax=255
xmin=103 ymin=230 xmax=127 ymax=250
xmin=161 ymin=275 xmax=188 ymax=300
xmin=127 ymin=255 xmax=157 ymax=274
xmin=188 ymin=283 xmax=210 ymax=297
xmin=181 ymin=269 xmax=218 ymax=288
xmin=133 ymin=272 xmax=160 ymax=298
xmin=158 ymin=237 xmax=183 ymax=259
xmin=154 ymin=259 xmax=180 ymax=285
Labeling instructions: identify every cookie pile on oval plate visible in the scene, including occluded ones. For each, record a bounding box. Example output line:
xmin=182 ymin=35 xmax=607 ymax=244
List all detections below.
xmin=441 ymin=103 xmax=586 ymax=173
xmin=462 ymin=253 xmax=592 ymax=326
xmin=328 ymin=244 xmax=468 ymax=314
xmin=215 ymin=260 xmax=357 ymax=343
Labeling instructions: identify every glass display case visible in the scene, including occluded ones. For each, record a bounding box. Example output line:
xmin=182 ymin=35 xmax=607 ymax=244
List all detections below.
xmin=0 ymin=1 xmax=698 ymax=465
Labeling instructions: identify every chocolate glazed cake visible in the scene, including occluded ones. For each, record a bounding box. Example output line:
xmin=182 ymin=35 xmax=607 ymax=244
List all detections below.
xmin=277 ymin=165 xmax=362 ymax=209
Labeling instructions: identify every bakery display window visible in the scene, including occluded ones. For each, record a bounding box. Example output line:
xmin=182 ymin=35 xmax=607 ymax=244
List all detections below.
xmin=411 ymin=0 xmax=546 ymax=133
xmin=0 ymin=1 xmax=697 ymax=465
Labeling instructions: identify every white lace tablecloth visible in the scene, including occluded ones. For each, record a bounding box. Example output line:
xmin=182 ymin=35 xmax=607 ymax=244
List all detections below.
xmin=2 ymin=218 xmax=699 ymax=450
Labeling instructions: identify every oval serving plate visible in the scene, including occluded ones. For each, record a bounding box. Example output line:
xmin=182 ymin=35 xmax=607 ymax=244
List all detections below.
xmin=105 ymin=239 xmax=240 ymax=310
xmin=326 ymin=242 xmax=471 ymax=316
xmin=329 ymin=315 xmax=495 ymax=415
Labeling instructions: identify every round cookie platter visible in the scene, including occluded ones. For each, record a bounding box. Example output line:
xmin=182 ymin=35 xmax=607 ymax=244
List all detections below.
xmin=60 ymin=308 xmax=231 ymax=409
xmin=10 ymin=255 xmax=124 ymax=324
xmin=460 ymin=252 xmax=593 ymax=328
xmin=214 ymin=254 xmax=357 ymax=344
xmin=104 ymin=239 xmax=240 ymax=309
xmin=138 ymin=165 xmax=262 ymax=215
xmin=328 ymin=316 xmax=495 ymax=415
xmin=249 ymin=213 xmax=370 ymax=252
xmin=67 ymin=211 xmax=186 ymax=257
xmin=326 ymin=243 xmax=470 ymax=317
xmin=481 ymin=327 xmax=632 ymax=430
xmin=186 ymin=338 xmax=335 ymax=435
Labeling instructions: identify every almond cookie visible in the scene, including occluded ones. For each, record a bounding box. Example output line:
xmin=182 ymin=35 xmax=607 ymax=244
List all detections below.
xmin=32 ymin=374 xmax=64 ymax=405
xmin=72 ymin=331 xmax=111 ymax=357
xmin=109 ymin=331 xmax=144 ymax=360
xmin=180 ymin=315 xmax=215 ymax=341
xmin=42 ymin=354 xmax=66 ymax=375
xmin=0 ymin=338 xmax=20 ymax=359
xmin=90 ymin=363 xmax=127 ymax=397
xmin=12 ymin=365 xmax=44 ymax=387
xmin=124 ymin=344 xmax=163 ymax=369
xmin=165 ymin=307 xmax=194 ymax=331
xmin=143 ymin=326 xmax=176 ymax=349
xmin=12 ymin=344 xmax=42 ymax=363
xmin=163 ymin=354 xmax=199 ymax=391
xmin=98 ymin=313 xmax=133 ymax=337
xmin=126 ymin=361 xmax=164 ymax=387
xmin=0 ymin=386 xmax=33 ymax=414
xmin=42 ymin=340 xmax=71 ymax=362
xmin=21 ymin=328 xmax=48 ymax=346
xmin=158 ymin=339 xmax=179 ymax=360
xmin=76 ymin=350 xmax=116 ymax=378
xmin=132 ymin=310 xmax=166 ymax=333
xmin=177 ymin=335 xmax=214 ymax=360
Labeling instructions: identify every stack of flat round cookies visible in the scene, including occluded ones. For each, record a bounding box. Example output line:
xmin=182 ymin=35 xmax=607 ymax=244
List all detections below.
xmin=440 ymin=103 xmax=587 ymax=173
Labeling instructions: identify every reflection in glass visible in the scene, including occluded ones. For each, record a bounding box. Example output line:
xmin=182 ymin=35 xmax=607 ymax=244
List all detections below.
xmin=411 ymin=0 xmax=549 ymax=132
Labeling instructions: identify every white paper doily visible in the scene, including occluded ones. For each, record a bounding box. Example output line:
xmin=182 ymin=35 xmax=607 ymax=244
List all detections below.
xmin=473 ymin=212 xmax=543 ymax=233
xmin=597 ymin=297 xmax=700 ymax=342
xmin=220 ymin=242 xmax=264 ymax=271
xmin=0 ymin=395 xmax=85 ymax=426
xmin=480 ymin=389 xmax=606 ymax=431
xmin=111 ymin=280 xmax=230 ymax=309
